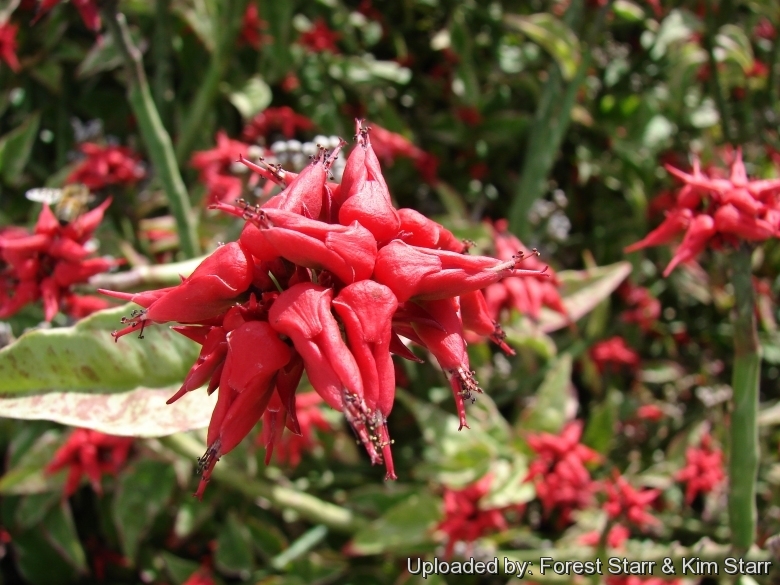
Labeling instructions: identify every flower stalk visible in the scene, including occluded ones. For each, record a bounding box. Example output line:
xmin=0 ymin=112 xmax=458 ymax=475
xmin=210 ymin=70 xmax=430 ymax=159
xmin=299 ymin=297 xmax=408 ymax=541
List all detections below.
xmin=159 ymin=433 xmax=367 ymax=534
xmin=101 ymin=2 xmax=200 ymax=258
xmin=728 ymin=245 xmax=760 ymax=552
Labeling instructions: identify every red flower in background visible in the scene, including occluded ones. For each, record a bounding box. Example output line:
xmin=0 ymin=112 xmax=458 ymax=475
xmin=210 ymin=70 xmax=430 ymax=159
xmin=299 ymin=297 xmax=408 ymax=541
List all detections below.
xmin=66 ymin=143 xmax=145 ymax=190
xmin=590 ymin=336 xmax=640 ymax=372
xmin=239 ymin=3 xmax=266 ymax=49
xmin=526 ymin=421 xmax=602 ymax=527
xmin=368 ymin=123 xmax=438 ymax=184
xmin=483 ymin=219 xmax=567 ymax=323
xmin=259 ymin=391 xmax=330 ymax=467
xmin=191 ymin=131 xmax=257 ymax=203
xmin=45 ymin=429 xmax=133 ymax=497
xmin=299 ymin=18 xmax=340 ymax=53
xmin=675 ymin=434 xmax=725 ymax=505
xmin=619 ymin=283 xmax=661 ymax=332
xmin=105 ymin=120 xmax=545 ymax=494
xmin=182 ymin=566 xmax=215 ymax=585
xmin=0 ymin=199 xmax=117 ymax=321
xmin=626 ymin=149 xmax=780 ymax=276
xmin=34 ymin=0 xmax=100 ymax=31
xmin=579 ymin=524 xmax=630 ymax=549
xmin=436 ymin=474 xmax=507 ymax=559
xmin=241 ymin=106 xmax=314 ymax=143
xmin=603 ymin=474 xmax=660 ymax=531
xmin=0 ymin=22 xmax=21 ymax=72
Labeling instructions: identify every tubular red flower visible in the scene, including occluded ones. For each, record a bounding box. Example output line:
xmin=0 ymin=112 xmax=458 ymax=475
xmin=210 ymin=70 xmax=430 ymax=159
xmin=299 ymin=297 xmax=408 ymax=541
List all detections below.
xmin=242 ymin=207 xmax=378 ymax=284
xmin=624 ymin=208 xmax=693 ymax=253
xmin=374 ymin=240 xmax=542 ymax=303
xmin=663 ymin=214 xmax=716 ymax=277
xmin=396 ymin=208 xmax=463 ymax=252
xmin=409 ymin=297 xmax=480 ymax=430
xmin=713 ymin=204 xmax=776 ymax=241
xmin=459 ymin=290 xmax=514 ymax=355
xmin=337 ymin=121 xmax=401 ymax=242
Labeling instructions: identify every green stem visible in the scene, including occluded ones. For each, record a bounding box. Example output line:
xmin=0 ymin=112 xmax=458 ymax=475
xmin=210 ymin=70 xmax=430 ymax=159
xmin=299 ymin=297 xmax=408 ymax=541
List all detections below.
xmin=175 ymin=0 xmax=247 ymax=164
xmin=508 ymin=0 xmax=610 ymax=238
xmin=153 ymin=0 xmax=173 ymax=131
xmin=728 ymin=246 xmax=760 ymax=553
xmin=766 ymin=21 xmax=780 ymax=117
xmin=159 ymin=434 xmax=367 ymax=534
xmin=703 ymin=5 xmax=734 ymax=144
xmin=101 ymin=4 xmax=201 ymax=259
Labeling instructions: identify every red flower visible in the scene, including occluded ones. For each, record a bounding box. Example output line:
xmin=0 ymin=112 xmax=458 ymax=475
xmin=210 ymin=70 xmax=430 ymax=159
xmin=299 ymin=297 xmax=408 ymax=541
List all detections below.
xmin=260 ymin=391 xmax=331 ymax=467
xmin=66 ymin=143 xmax=145 ymax=190
xmin=590 ymin=336 xmax=640 ymax=372
xmin=191 ymin=131 xmax=256 ymax=204
xmin=299 ymin=18 xmax=340 ymax=53
xmin=619 ymin=283 xmax=661 ymax=332
xmin=336 ymin=120 xmax=401 ymax=243
xmin=626 ymin=149 xmax=780 ymax=275
xmin=45 ymin=429 xmax=133 ymax=497
xmin=0 ymin=200 xmax=117 ymax=321
xmin=436 ymin=474 xmax=507 ymax=559
xmin=241 ymin=106 xmax=314 ymax=143
xmin=603 ymin=474 xmax=660 ymax=530
xmin=109 ymin=120 xmax=548 ymax=492
xmin=483 ymin=219 xmax=567 ymax=322
xmin=0 ymin=22 xmax=20 ymax=72
xmin=675 ymin=434 xmax=725 ymax=505
xmin=526 ymin=421 xmax=601 ymax=526
xmin=635 ymin=404 xmax=665 ymax=421
xmin=239 ymin=3 xmax=266 ymax=49
xmin=35 ymin=0 xmax=101 ymax=31
xmin=182 ymin=567 xmax=215 ymax=585
xmin=368 ymin=123 xmax=438 ymax=184
xmin=579 ymin=524 xmax=630 ymax=549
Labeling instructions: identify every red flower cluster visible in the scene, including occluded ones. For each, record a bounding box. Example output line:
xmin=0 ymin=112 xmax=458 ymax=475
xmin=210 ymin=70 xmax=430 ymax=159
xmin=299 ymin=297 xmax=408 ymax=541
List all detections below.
xmin=579 ymin=524 xmax=630 ymax=549
xmin=35 ymin=0 xmax=100 ymax=31
xmin=45 ymin=429 xmax=133 ymax=497
xmin=626 ymin=149 xmax=780 ymax=276
xmin=619 ymin=283 xmax=661 ymax=332
xmin=66 ymin=143 xmax=146 ymax=191
xmin=241 ymin=106 xmax=314 ymax=143
xmin=675 ymin=434 xmax=725 ymax=505
xmin=299 ymin=18 xmax=340 ymax=53
xmin=484 ymin=219 xmax=567 ymax=324
xmin=104 ymin=121 xmax=543 ymax=495
xmin=436 ymin=474 xmax=507 ymax=559
xmin=191 ymin=131 xmax=257 ymax=204
xmin=603 ymin=474 xmax=660 ymax=531
xmin=239 ymin=3 xmax=266 ymax=50
xmin=590 ymin=336 xmax=640 ymax=373
xmin=526 ymin=421 xmax=601 ymax=526
xmin=258 ymin=391 xmax=331 ymax=467
xmin=368 ymin=123 xmax=439 ymax=184
xmin=0 ymin=22 xmax=20 ymax=72
xmin=0 ymin=200 xmax=117 ymax=321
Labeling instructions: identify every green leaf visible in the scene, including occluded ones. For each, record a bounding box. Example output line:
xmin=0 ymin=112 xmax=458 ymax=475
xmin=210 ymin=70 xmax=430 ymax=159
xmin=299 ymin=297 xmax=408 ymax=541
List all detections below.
xmin=517 ymin=353 xmax=573 ymax=435
xmin=504 ymin=13 xmax=581 ymax=80
xmin=30 ymin=61 xmax=64 ymax=94
xmin=537 ymin=261 xmax=633 ymax=333
xmin=481 ymin=457 xmax=535 ymax=509
xmin=227 ymin=75 xmax=273 ymax=120
xmin=112 ymin=459 xmax=177 ymax=562
xmin=0 ymin=112 xmax=41 ymax=184
xmin=396 ymin=389 xmax=507 ymax=486
xmin=160 ymin=552 xmax=201 ymax=585
xmin=76 ymin=28 xmax=146 ymax=78
xmin=582 ymin=389 xmax=620 ymax=453
xmin=347 ymin=492 xmax=441 ymax=555
xmin=42 ymin=502 xmax=88 ymax=574
xmin=0 ymin=429 xmax=65 ymax=495
xmin=0 ymin=304 xmax=199 ymax=396
xmin=215 ymin=512 xmax=255 ymax=578
xmin=716 ymin=24 xmax=754 ymax=72
xmin=15 ymin=492 xmax=60 ymax=529
xmin=8 ymin=520 xmax=80 ymax=585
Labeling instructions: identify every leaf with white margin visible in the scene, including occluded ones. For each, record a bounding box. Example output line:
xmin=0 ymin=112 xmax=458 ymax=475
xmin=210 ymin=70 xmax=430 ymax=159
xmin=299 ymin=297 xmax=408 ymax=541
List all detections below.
xmin=0 ymin=386 xmax=216 ymax=438
xmin=537 ymin=261 xmax=633 ymax=333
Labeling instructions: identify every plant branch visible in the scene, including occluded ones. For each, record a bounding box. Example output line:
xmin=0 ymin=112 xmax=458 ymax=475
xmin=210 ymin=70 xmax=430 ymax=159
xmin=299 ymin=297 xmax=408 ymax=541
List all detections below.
xmin=101 ymin=2 xmax=201 ymax=259
xmin=728 ymin=245 xmax=760 ymax=553
xmin=702 ymin=6 xmax=734 ymax=144
xmin=159 ymin=433 xmax=367 ymax=534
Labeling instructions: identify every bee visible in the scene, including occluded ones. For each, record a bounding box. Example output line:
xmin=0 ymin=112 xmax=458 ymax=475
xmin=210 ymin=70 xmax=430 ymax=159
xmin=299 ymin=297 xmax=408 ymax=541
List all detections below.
xmin=25 ymin=183 xmax=93 ymax=224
